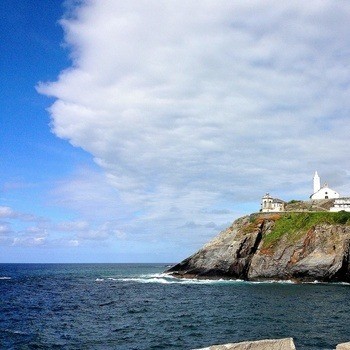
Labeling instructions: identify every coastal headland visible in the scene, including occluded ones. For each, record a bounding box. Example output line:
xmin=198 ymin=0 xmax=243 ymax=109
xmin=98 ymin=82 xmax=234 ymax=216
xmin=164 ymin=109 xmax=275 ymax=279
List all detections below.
xmin=167 ymin=200 xmax=350 ymax=282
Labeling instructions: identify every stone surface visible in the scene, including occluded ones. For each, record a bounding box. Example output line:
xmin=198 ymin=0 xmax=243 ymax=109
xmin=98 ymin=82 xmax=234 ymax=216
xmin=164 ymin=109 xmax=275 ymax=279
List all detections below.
xmin=193 ymin=338 xmax=296 ymax=350
xmin=167 ymin=211 xmax=350 ymax=282
xmin=336 ymin=342 xmax=350 ymax=350
xmin=248 ymin=223 xmax=350 ymax=281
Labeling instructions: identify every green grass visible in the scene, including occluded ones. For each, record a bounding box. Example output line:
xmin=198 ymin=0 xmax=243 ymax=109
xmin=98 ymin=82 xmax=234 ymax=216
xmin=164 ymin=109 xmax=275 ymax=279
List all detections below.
xmin=262 ymin=211 xmax=350 ymax=249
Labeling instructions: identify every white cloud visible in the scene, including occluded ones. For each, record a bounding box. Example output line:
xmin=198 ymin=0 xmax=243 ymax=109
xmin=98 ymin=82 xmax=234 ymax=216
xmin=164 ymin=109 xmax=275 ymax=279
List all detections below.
xmin=35 ymin=1 xmax=350 ymax=257
xmin=0 ymin=206 xmax=41 ymax=222
xmin=0 ymin=203 xmax=127 ymax=248
xmin=68 ymin=239 xmax=80 ymax=247
xmin=0 ymin=207 xmax=15 ymax=218
xmin=50 ymin=167 xmax=129 ymax=218
xmin=10 ymin=224 xmax=48 ymax=247
xmin=0 ymin=221 xmax=12 ymax=235
xmin=53 ymin=220 xmax=89 ymax=232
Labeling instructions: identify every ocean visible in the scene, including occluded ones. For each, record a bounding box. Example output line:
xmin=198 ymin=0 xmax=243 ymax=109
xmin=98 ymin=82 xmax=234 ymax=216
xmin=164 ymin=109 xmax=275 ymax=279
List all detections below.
xmin=1 ymin=263 xmax=350 ymax=350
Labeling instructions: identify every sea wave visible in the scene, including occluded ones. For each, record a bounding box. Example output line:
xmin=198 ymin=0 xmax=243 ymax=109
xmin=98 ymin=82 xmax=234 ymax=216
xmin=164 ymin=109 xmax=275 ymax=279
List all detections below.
xmin=4 ymin=329 xmax=27 ymax=335
xmin=336 ymin=281 xmax=350 ymax=285
xmin=97 ymin=273 xmax=247 ymax=285
xmin=0 ymin=276 xmax=11 ymax=280
xmin=249 ymin=279 xmax=294 ymax=284
xmin=305 ymin=280 xmax=350 ymax=286
xmin=95 ymin=273 xmax=350 ymax=286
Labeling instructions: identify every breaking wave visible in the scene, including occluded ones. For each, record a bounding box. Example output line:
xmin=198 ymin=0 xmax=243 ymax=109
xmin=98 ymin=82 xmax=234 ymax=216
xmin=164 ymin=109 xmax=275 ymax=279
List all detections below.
xmin=95 ymin=273 xmax=241 ymax=285
xmin=94 ymin=274 xmax=299 ymax=285
xmin=4 ymin=329 xmax=28 ymax=335
xmin=306 ymin=280 xmax=350 ymax=286
xmin=0 ymin=276 xmax=11 ymax=280
xmin=94 ymin=274 xmax=350 ymax=286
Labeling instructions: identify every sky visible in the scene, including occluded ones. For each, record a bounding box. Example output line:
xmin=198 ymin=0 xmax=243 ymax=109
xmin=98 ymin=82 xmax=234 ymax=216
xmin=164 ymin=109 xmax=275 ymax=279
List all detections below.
xmin=1 ymin=0 xmax=350 ymax=263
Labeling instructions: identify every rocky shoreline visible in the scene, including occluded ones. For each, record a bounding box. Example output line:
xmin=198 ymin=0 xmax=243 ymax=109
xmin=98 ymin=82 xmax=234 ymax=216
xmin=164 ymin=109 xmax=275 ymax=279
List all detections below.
xmin=167 ymin=210 xmax=350 ymax=282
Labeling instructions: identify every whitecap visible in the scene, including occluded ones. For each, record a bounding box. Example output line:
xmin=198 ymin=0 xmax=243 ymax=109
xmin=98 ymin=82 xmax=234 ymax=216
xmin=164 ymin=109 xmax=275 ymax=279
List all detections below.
xmin=0 ymin=276 xmax=11 ymax=280
xmin=140 ymin=272 xmax=177 ymax=279
xmin=95 ymin=278 xmax=104 ymax=282
xmin=99 ymin=274 xmax=350 ymax=286
xmin=247 ymin=279 xmax=295 ymax=285
xmin=106 ymin=273 xmax=247 ymax=285
xmin=319 ymin=281 xmax=350 ymax=286
xmin=118 ymin=277 xmax=172 ymax=284
xmin=336 ymin=281 xmax=350 ymax=286
xmin=4 ymin=329 xmax=27 ymax=335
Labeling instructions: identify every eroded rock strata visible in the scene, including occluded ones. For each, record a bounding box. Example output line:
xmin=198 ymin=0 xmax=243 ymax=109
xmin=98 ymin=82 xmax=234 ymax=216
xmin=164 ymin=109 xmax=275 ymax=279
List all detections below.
xmin=167 ymin=211 xmax=350 ymax=282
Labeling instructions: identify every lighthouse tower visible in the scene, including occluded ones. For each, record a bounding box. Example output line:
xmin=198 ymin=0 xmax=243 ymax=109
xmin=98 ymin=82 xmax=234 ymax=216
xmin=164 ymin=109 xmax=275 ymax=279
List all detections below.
xmin=313 ymin=171 xmax=321 ymax=194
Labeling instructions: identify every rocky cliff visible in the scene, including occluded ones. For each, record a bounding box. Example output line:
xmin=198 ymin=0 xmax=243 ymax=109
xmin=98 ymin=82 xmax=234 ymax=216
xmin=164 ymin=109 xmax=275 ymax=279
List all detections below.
xmin=167 ymin=211 xmax=350 ymax=282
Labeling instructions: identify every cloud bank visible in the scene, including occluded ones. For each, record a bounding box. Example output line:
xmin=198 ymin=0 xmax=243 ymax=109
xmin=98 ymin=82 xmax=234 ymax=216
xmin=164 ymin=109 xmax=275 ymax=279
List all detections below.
xmin=36 ymin=1 xmax=350 ymax=258
xmin=0 ymin=203 xmax=125 ymax=248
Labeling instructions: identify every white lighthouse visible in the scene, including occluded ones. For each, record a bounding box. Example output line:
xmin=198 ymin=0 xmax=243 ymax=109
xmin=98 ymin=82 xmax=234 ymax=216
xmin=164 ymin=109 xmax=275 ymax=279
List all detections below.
xmin=313 ymin=171 xmax=321 ymax=194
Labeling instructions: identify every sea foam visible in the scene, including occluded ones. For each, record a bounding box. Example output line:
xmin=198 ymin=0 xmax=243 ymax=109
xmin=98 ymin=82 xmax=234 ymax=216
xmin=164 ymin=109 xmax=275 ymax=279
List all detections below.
xmin=95 ymin=272 xmax=350 ymax=286
xmin=93 ymin=273 xmax=315 ymax=285
xmin=97 ymin=273 xmax=247 ymax=285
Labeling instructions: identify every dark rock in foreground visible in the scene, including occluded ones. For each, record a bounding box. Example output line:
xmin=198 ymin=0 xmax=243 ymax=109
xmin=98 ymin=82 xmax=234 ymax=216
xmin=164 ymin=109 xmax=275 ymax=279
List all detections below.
xmin=167 ymin=211 xmax=350 ymax=282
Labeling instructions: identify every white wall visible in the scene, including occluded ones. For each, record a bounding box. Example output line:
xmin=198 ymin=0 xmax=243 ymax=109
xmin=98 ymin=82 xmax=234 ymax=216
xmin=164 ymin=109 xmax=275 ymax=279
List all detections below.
xmin=311 ymin=187 xmax=340 ymax=200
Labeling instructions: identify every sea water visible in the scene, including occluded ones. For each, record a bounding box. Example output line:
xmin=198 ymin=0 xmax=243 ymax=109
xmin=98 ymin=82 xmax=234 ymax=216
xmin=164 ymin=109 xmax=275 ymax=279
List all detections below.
xmin=1 ymin=263 xmax=350 ymax=350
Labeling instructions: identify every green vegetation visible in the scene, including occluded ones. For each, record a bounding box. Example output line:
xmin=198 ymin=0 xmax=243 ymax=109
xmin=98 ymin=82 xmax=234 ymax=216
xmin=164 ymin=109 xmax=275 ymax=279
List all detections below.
xmin=288 ymin=200 xmax=301 ymax=204
xmin=263 ymin=211 xmax=350 ymax=249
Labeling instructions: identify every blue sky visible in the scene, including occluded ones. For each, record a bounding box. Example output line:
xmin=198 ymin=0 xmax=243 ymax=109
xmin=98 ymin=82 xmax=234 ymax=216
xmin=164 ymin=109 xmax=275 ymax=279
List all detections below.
xmin=1 ymin=0 xmax=350 ymax=263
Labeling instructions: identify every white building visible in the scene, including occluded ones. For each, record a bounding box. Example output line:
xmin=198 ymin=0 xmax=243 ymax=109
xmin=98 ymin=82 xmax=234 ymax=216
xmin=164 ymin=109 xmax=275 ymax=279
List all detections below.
xmin=261 ymin=193 xmax=285 ymax=212
xmin=310 ymin=171 xmax=340 ymax=200
xmin=330 ymin=197 xmax=350 ymax=212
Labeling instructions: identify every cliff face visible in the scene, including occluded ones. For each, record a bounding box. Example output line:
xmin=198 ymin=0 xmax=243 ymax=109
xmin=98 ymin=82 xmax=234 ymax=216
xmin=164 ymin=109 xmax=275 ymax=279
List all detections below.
xmin=167 ymin=212 xmax=350 ymax=282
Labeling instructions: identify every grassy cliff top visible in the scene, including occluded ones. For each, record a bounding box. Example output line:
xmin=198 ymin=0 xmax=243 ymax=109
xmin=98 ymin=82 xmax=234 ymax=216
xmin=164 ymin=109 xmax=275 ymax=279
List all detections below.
xmin=255 ymin=211 xmax=350 ymax=250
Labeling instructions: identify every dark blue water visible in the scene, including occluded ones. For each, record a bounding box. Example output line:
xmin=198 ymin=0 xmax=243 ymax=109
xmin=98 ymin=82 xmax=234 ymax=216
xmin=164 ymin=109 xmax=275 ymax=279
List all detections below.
xmin=1 ymin=264 xmax=350 ymax=350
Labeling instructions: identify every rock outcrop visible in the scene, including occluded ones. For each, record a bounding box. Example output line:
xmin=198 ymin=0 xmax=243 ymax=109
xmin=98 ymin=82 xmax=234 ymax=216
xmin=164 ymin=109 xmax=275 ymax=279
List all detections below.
xmin=167 ymin=211 xmax=350 ymax=282
xmin=193 ymin=338 xmax=350 ymax=350
xmin=193 ymin=338 xmax=296 ymax=350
